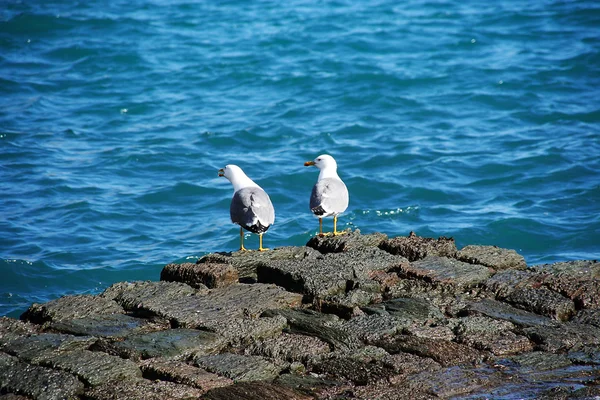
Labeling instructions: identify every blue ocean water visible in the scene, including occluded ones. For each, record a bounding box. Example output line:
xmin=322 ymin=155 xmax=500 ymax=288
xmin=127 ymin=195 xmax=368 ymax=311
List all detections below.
xmin=1 ymin=0 xmax=599 ymax=318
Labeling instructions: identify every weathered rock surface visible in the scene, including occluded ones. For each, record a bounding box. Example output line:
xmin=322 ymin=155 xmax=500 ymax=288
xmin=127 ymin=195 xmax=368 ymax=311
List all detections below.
xmin=21 ymin=295 xmax=123 ymax=325
xmin=161 ymin=262 xmax=239 ymax=289
xmin=140 ymin=359 xmax=232 ymax=391
xmin=256 ymin=247 xmax=408 ymax=306
xmin=262 ymin=308 xmax=361 ymax=351
xmin=202 ymin=381 xmax=312 ymax=400
xmin=0 ymin=317 xmax=38 ymax=346
xmin=0 ymin=352 xmax=85 ymax=400
xmin=197 ymin=246 xmax=322 ymax=282
xmin=534 ymin=259 xmax=600 ymax=309
xmin=97 ymin=328 xmax=225 ymax=361
xmin=193 ymin=352 xmax=288 ymax=382
xmin=453 ymin=316 xmax=534 ymax=355
xmin=3 ymin=333 xmax=97 ymax=362
xmin=457 ymin=244 xmax=527 ymax=271
xmin=84 ymin=378 xmax=205 ymax=400
xmin=504 ymin=287 xmax=576 ymax=321
xmin=310 ymin=346 xmax=397 ymax=385
xmin=243 ymin=332 xmax=330 ymax=363
xmin=48 ymin=313 xmax=167 ymax=338
xmin=379 ymin=231 xmax=457 ymax=261
xmin=306 ymin=230 xmax=388 ymax=254
xmin=399 ymin=256 xmax=493 ymax=287
xmin=35 ymin=349 xmax=141 ymax=386
xmin=1 ymin=231 xmax=599 ymax=399
xmin=371 ymin=334 xmax=486 ymax=367
xmin=103 ymin=281 xmax=302 ymax=329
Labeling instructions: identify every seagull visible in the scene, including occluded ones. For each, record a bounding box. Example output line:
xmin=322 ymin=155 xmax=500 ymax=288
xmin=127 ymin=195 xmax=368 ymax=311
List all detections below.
xmin=304 ymin=154 xmax=349 ymax=236
xmin=218 ymin=165 xmax=275 ymax=251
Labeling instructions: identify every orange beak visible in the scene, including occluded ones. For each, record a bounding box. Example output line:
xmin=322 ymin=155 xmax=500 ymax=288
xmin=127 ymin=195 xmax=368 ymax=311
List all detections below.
xmin=304 ymin=161 xmax=315 ymax=167
xmin=218 ymin=168 xmax=225 ymax=177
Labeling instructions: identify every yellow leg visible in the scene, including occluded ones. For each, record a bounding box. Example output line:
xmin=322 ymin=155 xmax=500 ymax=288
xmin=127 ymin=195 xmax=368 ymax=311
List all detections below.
xmin=258 ymin=234 xmax=269 ymax=251
xmin=333 ymin=215 xmax=346 ymax=236
xmin=239 ymin=227 xmax=248 ymax=251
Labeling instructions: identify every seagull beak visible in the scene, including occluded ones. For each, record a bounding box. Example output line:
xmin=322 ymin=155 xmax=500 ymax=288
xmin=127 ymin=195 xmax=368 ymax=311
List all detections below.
xmin=304 ymin=161 xmax=315 ymax=167
xmin=218 ymin=168 xmax=224 ymax=177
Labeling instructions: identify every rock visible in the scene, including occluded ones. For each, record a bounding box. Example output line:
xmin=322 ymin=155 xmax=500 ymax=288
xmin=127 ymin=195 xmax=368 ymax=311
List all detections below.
xmin=213 ymin=316 xmax=288 ymax=347
xmin=349 ymin=379 xmax=434 ymax=400
xmin=0 ymin=394 xmax=29 ymax=400
xmin=48 ymin=313 xmax=167 ymax=338
xmin=20 ymin=294 xmax=123 ymax=325
xmin=84 ymin=378 xmax=205 ymax=400
xmin=343 ymin=298 xmax=447 ymax=343
xmin=35 ymin=349 xmax=141 ymax=387
xmin=306 ymin=230 xmax=388 ymax=254
xmin=456 ymin=245 xmax=527 ymax=271
xmin=3 ymin=333 xmax=97 ymax=362
xmin=198 ymin=246 xmax=322 ymax=282
xmin=567 ymin=344 xmax=600 ymax=365
xmin=0 ymin=317 xmax=38 ymax=346
xmin=0 ymin=394 xmax=30 ymax=400
xmin=379 ymin=232 xmax=457 ymax=261
xmin=139 ymin=359 xmax=232 ymax=391
xmin=193 ymin=353 xmax=289 ymax=382
xmin=466 ymin=298 xmax=556 ymax=327
xmin=492 ymin=352 xmax=600 ymax=399
xmin=385 ymin=352 xmax=442 ymax=377
xmin=274 ymin=374 xmax=347 ymax=399
xmin=101 ymin=280 xmax=203 ymax=314
xmin=511 ymin=351 xmax=573 ymax=371
xmin=453 ymin=316 xmax=534 ymax=355
xmin=3 ymin=236 xmax=600 ymax=399
xmin=341 ymin=314 xmax=406 ymax=343
xmin=538 ymin=385 xmax=600 ymax=400
xmin=362 ymin=297 xmax=446 ymax=323
xmin=161 ymin=262 xmax=238 ymax=289
xmin=484 ymin=270 xmax=578 ymax=322
xmin=257 ymin=247 xmax=407 ymax=306
xmin=202 ymin=381 xmax=312 ymax=400
xmin=104 ymin=281 xmax=302 ymax=329
xmin=0 ymin=352 xmax=85 ymax=400
xmin=504 ymin=287 xmax=576 ymax=322
xmin=262 ymin=308 xmax=361 ymax=351
xmin=524 ymin=321 xmax=600 ymax=353
xmin=100 ymin=328 xmax=225 ymax=361
xmin=309 ymin=346 xmax=397 ymax=385
xmin=572 ymin=308 xmax=600 ymax=327
xmin=322 ymin=290 xmax=383 ymax=319
xmin=400 ymin=256 xmax=493 ymax=287
xmin=534 ymin=260 xmax=600 ymax=309
xmin=243 ymin=332 xmax=330 ymax=363
xmin=405 ymin=365 xmax=508 ymax=399
xmin=483 ymin=269 xmax=537 ymax=298
xmin=371 ymin=334 xmax=485 ymax=367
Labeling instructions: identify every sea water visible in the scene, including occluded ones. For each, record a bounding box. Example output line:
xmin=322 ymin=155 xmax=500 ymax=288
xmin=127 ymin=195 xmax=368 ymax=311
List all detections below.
xmin=1 ymin=0 xmax=599 ymax=318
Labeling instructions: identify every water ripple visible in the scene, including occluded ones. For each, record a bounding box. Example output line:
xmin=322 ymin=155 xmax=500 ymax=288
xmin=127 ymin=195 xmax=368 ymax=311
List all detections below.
xmin=1 ymin=0 xmax=599 ymax=318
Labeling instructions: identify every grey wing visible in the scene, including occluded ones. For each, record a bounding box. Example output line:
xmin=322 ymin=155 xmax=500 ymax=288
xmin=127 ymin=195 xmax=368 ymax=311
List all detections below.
xmin=310 ymin=178 xmax=349 ymax=216
xmin=230 ymin=187 xmax=275 ymax=233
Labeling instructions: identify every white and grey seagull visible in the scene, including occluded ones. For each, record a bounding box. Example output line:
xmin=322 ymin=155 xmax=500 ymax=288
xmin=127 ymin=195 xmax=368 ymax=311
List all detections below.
xmin=304 ymin=154 xmax=349 ymax=236
xmin=218 ymin=165 xmax=275 ymax=251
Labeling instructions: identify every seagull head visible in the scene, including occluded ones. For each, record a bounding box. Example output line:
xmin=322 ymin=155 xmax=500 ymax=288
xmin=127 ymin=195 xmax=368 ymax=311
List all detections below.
xmin=304 ymin=154 xmax=337 ymax=171
xmin=218 ymin=164 xmax=257 ymax=191
xmin=218 ymin=164 xmax=244 ymax=181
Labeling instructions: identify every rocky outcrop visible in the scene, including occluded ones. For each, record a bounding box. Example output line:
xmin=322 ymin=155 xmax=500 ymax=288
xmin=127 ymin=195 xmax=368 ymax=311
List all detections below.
xmin=1 ymin=230 xmax=599 ymax=399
